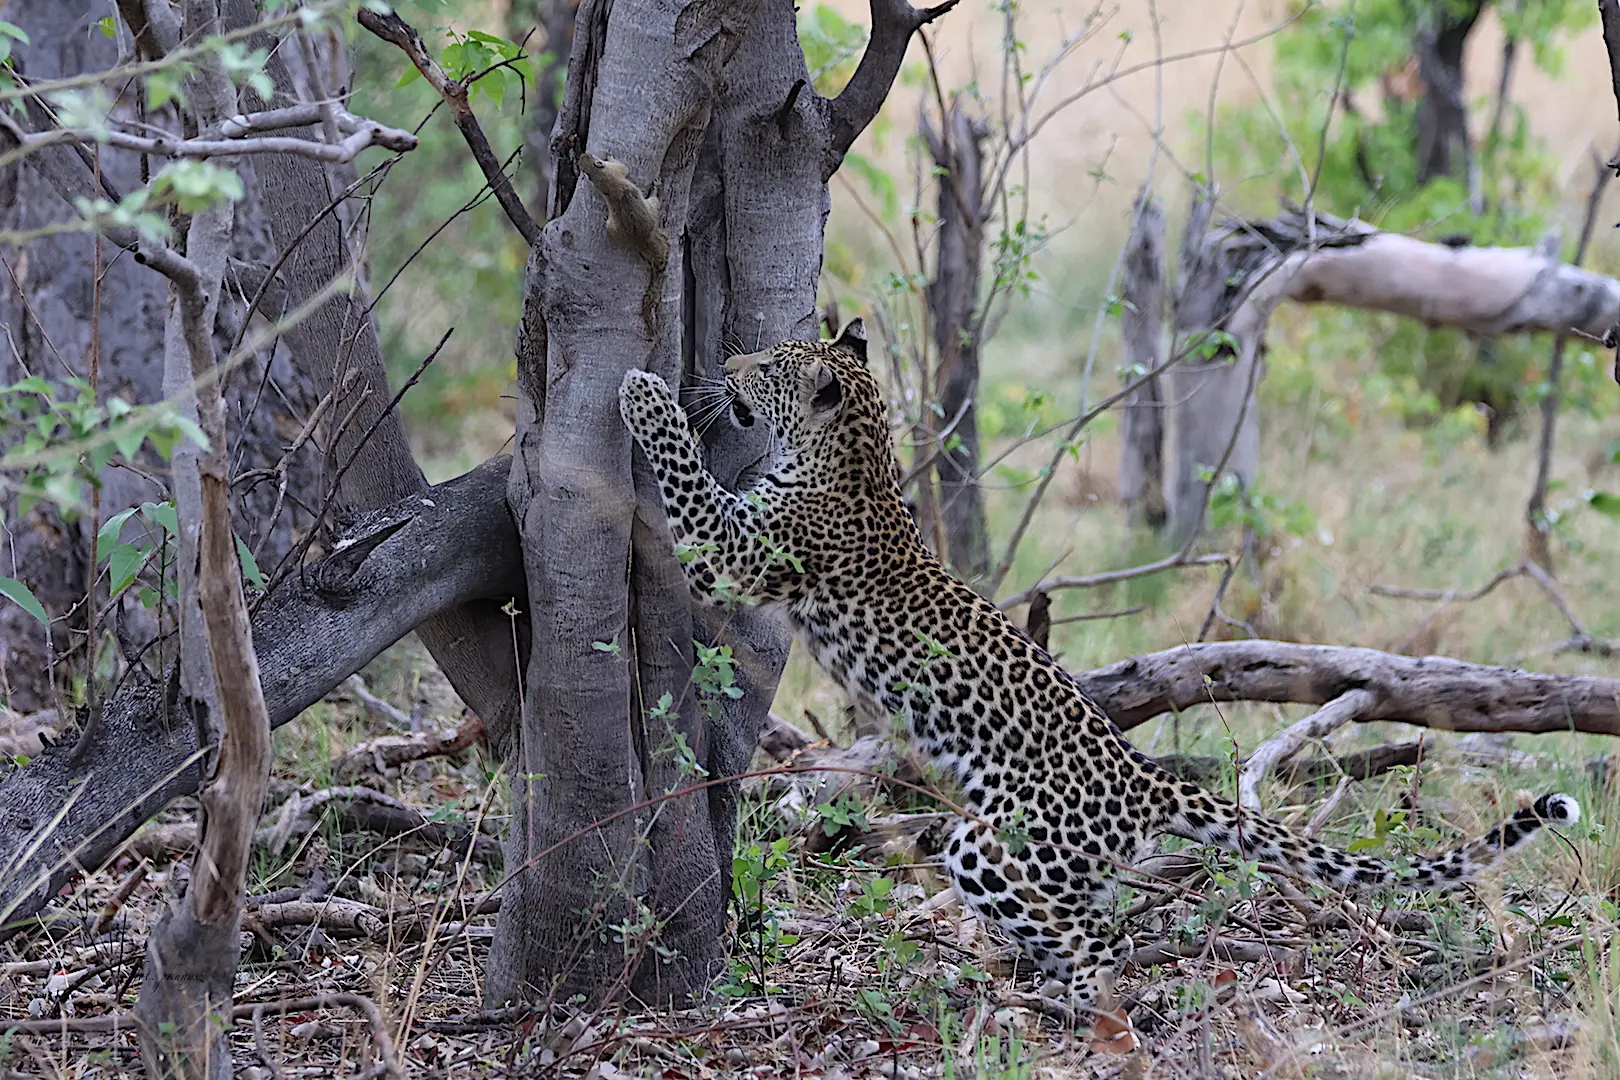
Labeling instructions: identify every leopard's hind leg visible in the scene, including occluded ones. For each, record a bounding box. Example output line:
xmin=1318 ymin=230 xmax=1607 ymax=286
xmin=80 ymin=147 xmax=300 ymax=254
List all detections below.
xmin=944 ymin=820 xmax=1132 ymax=1010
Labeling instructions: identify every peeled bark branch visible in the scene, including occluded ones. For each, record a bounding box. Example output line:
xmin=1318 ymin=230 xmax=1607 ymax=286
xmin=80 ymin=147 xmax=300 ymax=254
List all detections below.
xmin=1235 ymin=689 xmax=1375 ymax=811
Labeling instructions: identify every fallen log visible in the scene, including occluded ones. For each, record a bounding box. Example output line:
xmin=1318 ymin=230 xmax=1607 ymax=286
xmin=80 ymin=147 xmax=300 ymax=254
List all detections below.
xmin=0 ymin=457 xmax=521 ymax=935
xmin=1078 ymin=641 xmax=1620 ymax=736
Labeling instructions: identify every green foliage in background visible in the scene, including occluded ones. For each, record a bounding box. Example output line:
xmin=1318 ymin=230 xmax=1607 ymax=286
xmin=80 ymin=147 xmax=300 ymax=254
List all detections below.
xmin=349 ymin=1 xmax=537 ymax=454
xmin=1204 ymin=0 xmax=1596 ymax=432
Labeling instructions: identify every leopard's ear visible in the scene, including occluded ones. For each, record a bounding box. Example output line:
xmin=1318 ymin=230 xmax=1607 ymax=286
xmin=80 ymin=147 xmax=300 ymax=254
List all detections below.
xmin=807 ymin=361 xmax=844 ymax=421
xmin=831 ymin=318 xmax=867 ymax=361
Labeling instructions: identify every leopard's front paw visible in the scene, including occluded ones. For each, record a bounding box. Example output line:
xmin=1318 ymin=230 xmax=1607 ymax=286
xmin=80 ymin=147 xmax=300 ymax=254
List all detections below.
xmin=618 ymin=368 xmax=679 ymax=437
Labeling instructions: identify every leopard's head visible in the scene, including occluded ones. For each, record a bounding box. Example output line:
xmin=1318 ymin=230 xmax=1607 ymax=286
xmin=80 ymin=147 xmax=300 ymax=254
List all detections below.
xmin=722 ymin=320 xmax=891 ymax=484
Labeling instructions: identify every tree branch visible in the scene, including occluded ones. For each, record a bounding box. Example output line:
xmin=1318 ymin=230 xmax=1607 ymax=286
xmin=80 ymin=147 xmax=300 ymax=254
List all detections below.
xmin=0 ymin=109 xmax=417 ymax=166
xmin=1235 ymin=689 xmax=1376 ymax=811
xmin=1079 ymin=640 xmax=1620 ymax=736
xmin=823 ymin=0 xmax=958 ymax=176
xmin=1601 ymin=0 xmax=1620 ymax=172
xmin=357 ymin=6 xmax=541 ymax=246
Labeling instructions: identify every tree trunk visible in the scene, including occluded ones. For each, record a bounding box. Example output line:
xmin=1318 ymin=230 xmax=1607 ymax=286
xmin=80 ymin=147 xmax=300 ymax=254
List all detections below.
xmin=221 ymin=0 xmax=525 ymax=757
xmin=489 ymin=0 xmax=946 ymax=1006
xmin=0 ymin=0 xmax=318 ymax=714
xmin=1413 ymin=0 xmax=1484 ymax=186
xmin=922 ymin=98 xmax=991 ymax=584
xmin=511 ymin=0 xmax=578 ymax=213
xmin=1165 ymin=185 xmax=1259 ymax=540
xmin=1117 ymin=188 xmax=1166 ymax=528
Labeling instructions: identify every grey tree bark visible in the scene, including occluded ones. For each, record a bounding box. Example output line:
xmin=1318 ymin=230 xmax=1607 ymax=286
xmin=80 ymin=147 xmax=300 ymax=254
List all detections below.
xmin=489 ymin=0 xmax=952 ymax=1006
xmin=0 ymin=0 xmax=318 ymax=715
xmin=1165 ymin=186 xmax=1258 ymax=540
xmin=0 ymin=460 xmax=519 ymax=933
xmin=1413 ymin=0 xmax=1483 ymax=187
xmin=1117 ymin=189 xmax=1166 ymax=528
xmin=922 ymin=98 xmax=991 ymax=583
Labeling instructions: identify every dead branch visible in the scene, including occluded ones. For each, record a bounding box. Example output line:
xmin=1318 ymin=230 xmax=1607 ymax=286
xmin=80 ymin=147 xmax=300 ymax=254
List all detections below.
xmin=264 ymin=785 xmax=501 ymax=861
xmin=1078 ymin=640 xmax=1620 ymax=736
xmin=357 ymin=6 xmax=539 ymax=246
xmin=1156 ymin=740 xmax=1426 ymax=790
xmin=998 ymin=553 xmax=1231 ymax=610
xmin=1128 ymin=936 xmax=1300 ymax=972
xmin=1236 ymin=689 xmax=1376 ymax=810
xmin=244 ymin=894 xmax=500 ymax=945
xmin=245 ymin=994 xmax=404 ymax=1080
xmin=132 ymin=11 xmax=270 ymax=1072
xmin=339 ymin=674 xmax=414 ymax=731
xmin=335 ymin=712 xmax=485 ymax=779
xmin=0 ymin=107 xmax=416 ymax=166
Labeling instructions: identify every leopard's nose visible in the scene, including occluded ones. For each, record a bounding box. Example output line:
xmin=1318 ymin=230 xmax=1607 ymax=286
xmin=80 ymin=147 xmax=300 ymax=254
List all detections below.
xmin=725 ymin=350 xmax=766 ymax=376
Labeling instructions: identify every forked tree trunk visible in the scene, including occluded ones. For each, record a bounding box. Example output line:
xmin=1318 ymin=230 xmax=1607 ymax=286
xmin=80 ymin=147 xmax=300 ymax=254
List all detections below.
xmin=489 ymin=0 xmax=949 ymax=1006
xmin=922 ymin=98 xmax=991 ymax=584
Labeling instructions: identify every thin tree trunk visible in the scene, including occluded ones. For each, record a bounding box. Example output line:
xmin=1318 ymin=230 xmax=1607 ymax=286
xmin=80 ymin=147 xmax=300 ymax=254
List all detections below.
xmin=1118 ymin=188 xmax=1166 ymax=528
xmin=923 ymin=98 xmax=991 ymax=584
xmin=132 ymin=8 xmax=270 ymax=1074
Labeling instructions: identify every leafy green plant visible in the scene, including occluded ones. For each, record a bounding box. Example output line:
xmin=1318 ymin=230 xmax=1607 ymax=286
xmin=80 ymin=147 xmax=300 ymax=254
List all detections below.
xmin=722 ymin=835 xmax=799 ymax=997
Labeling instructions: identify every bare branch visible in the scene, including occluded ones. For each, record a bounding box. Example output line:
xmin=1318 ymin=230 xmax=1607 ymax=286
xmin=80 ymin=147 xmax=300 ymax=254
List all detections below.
xmin=357 ymin=6 xmax=540 ymax=246
xmin=0 ymin=111 xmax=417 ymax=167
xmin=823 ymin=0 xmax=958 ymax=175
xmin=1236 ymin=689 xmax=1376 ymax=811
xmin=997 ymin=552 xmax=1231 ymax=611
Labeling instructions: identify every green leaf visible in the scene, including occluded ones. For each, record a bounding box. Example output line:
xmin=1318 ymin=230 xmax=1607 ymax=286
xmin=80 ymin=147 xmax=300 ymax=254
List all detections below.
xmin=94 ymin=15 xmax=117 ymax=38
xmin=1587 ymin=491 xmax=1620 ymax=519
xmin=394 ymin=65 xmax=421 ymax=88
xmin=96 ymin=506 xmax=139 ymax=560
xmin=0 ymin=20 xmax=29 ymax=43
xmin=140 ymin=501 xmax=178 ymax=535
xmin=0 ymin=577 xmax=47 ymax=625
xmin=235 ymin=534 xmax=265 ymax=589
xmin=106 ymin=543 xmax=145 ymax=596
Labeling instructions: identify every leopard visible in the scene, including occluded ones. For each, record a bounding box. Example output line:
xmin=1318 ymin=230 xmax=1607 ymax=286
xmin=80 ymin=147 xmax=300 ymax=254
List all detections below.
xmin=616 ymin=319 xmax=1581 ymax=1009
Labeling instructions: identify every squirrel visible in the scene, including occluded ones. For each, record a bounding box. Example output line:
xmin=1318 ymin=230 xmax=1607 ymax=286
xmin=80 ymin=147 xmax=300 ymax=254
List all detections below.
xmin=577 ymin=153 xmax=668 ymax=339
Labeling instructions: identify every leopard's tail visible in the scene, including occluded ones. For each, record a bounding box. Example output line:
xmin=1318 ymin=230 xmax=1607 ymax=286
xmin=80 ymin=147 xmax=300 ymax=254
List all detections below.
xmin=1161 ymin=778 xmax=1578 ymax=889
